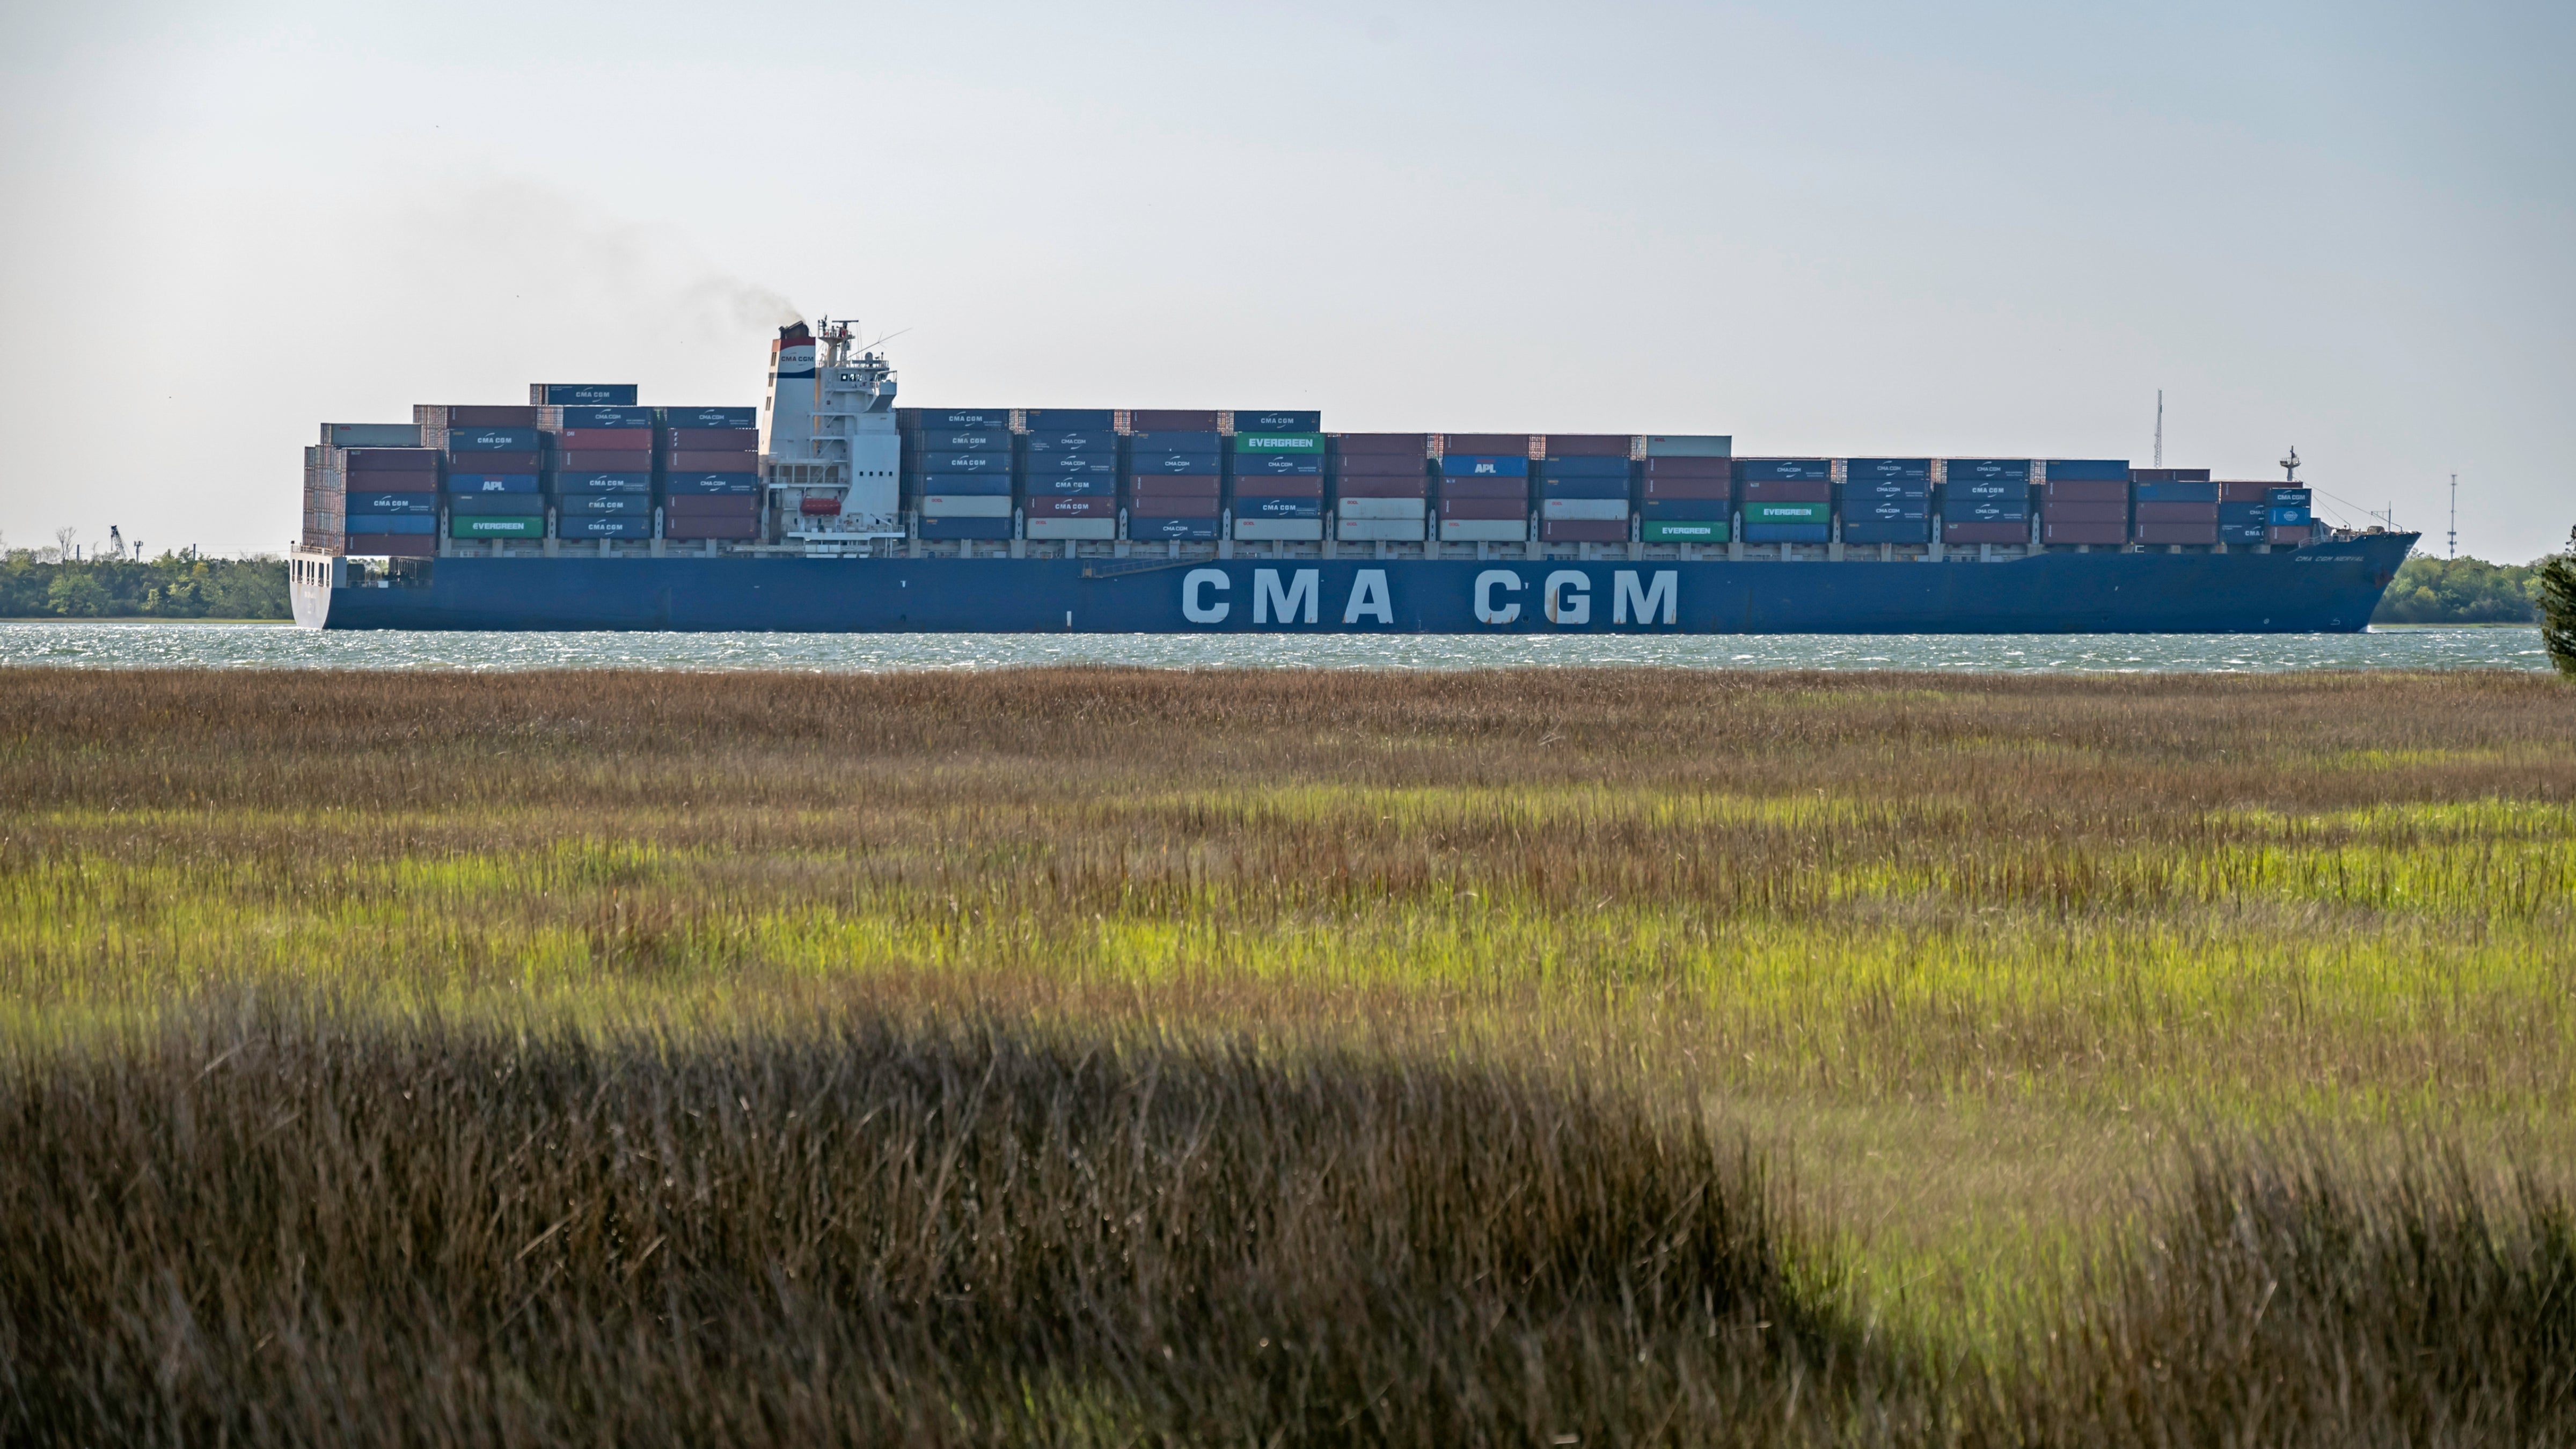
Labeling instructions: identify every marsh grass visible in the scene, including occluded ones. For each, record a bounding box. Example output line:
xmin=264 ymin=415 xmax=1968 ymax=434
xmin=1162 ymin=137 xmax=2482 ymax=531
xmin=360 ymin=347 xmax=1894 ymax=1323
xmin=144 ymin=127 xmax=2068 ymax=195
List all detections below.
xmin=3 ymin=665 xmax=2572 ymax=1441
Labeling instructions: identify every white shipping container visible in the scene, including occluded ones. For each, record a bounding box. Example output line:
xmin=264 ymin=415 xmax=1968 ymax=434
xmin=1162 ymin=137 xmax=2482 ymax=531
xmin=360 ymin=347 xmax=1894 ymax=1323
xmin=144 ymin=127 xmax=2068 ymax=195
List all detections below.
xmin=1440 ymin=519 xmax=1528 ymax=542
xmin=1336 ymin=518 xmax=1425 ymax=542
xmin=1234 ymin=518 xmax=1325 ymax=541
xmin=919 ymin=495 xmax=1013 ymax=518
xmin=1643 ymin=435 xmax=1732 ymax=458
xmin=1336 ymin=496 xmax=1428 ymax=521
xmin=1026 ymin=517 xmax=1116 ymax=540
xmin=1541 ymin=498 xmax=1630 ymax=522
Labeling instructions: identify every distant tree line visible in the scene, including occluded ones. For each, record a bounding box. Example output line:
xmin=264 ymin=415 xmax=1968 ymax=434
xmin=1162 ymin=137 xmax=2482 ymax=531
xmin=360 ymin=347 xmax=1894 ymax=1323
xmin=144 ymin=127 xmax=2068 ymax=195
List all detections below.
xmin=0 ymin=548 xmax=290 ymax=619
xmin=2372 ymin=555 xmax=2543 ymax=624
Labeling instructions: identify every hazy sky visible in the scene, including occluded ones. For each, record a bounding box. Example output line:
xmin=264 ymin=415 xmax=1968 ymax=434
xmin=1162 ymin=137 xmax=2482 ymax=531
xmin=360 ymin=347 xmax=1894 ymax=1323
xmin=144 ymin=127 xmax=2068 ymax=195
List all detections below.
xmin=1 ymin=1 xmax=2567 ymax=560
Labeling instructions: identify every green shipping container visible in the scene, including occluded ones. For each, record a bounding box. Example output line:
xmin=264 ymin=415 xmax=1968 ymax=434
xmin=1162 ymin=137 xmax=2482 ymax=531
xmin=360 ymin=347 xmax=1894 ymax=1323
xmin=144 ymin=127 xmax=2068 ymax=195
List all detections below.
xmin=1641 ymin=519 xmax=1729 ymax=542
xmin=451 ymin=516 xmax=546 ymax=539
xmin=1231 ymin=432 xmax=1324 ymax=453
xmin=1743 ymin=501 xmax=1828 ymax=524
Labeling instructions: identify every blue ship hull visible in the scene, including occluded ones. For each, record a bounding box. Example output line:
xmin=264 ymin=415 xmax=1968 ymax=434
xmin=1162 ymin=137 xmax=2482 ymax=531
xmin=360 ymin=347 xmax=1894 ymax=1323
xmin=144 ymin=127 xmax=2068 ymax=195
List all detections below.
xmin=300 ymin=534 xmax=2413 ymax=634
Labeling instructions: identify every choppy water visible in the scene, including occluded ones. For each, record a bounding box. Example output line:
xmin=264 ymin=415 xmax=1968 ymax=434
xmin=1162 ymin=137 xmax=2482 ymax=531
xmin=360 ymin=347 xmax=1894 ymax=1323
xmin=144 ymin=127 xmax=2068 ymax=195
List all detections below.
xmin=0 ymin=621 xmax=2548 ymax=673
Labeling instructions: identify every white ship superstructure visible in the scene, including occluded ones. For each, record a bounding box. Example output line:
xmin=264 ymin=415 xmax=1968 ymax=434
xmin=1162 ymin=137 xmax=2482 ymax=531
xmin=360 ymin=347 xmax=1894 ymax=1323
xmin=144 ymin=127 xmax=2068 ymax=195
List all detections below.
xmin=762 ymin=319 xmax=903 ymax=546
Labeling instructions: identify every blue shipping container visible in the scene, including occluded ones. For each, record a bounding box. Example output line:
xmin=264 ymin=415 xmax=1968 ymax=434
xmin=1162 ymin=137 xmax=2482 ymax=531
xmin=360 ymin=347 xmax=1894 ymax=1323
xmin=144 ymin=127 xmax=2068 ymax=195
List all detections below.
xmin=1022 ymin=408 xmax=1113 ymax=431
xmin=921 ymin=452 xmax=1013 ymax=474
xmin=561 ymin=516 xmax=653 ymax=539
xmin=1540 ymin=456 xmax=1629 ymax=478
xmin=1024 ymin=430 xmax=1120 ymax=453
xmin=2221 ymin=524 xmax=2269 ymax=543
xmin=1131 ymin=516 xmax=1223 ymax=540
xmin=919 ymin=516 xmax=1016 ymax=540
xmin=1843 ymin=518 xmax=1933 ymax=544
xmin=1238 ymin=497 xmax=1324 ymax=518
xmin=557 ymin=406 xmax=655 ymax=430
xmin=2046 ymin=459 xmax=2131 ymax=481
xmin=344 ymin=514 xmax=438 ymax=535
xmin=1540 ymin=476 xmax=1630 ymax=500
xmin=1026 ymin=456 xmax=1118 ymax=476
xmin=912 ymin=474 xmax=1012 ymax=497
xmin=1854 ymin=482 xmax=1932 ymax=502
xmin=559 ymin=494 xmax=652 ymax=516
xmin=2134 ymin=481 xmax=2220 ymax=503
xmin=1949 ymin=479 xmax=2026 ymax=501
xmin=2268 ymin=488 xmax=2312 ymax=506
xmin=1024 ymin=475 xmax=1118 ymax=497
xmin=1234 ymin=455 xmax=1323 ymax=475
xmin=1133 ymin=451 xmax=1225 ymax=474
xmin=553 ymin=472 xmax=655 ymax=494
xmin=536 ymin=384 xmax=638 ymax=406
xmin=1638 ymin=499 xmax=1730 ymax=521
xmin=445 ymin=474 xmax=543 ymax=494
xmin=447 ymin=428 xmax=542 ymax=452
xmin=1847 ymin=458 xmax=1931 ymax=483
xmin=663 ymin=407 xmax=758 ymax=429
xmin=1858 ymin=501 xmax=1933 ymax=522
xmin=1948 ymin=459 xmax=2031 ymax=482
xmin=2220 ymin=503 xmax=2269 ymax=525
xmin=347 ymin=493 xmax=438 ymax=515
xmin=909 ymin=431 xmax=1012 ymax=453
xmin=1130 ymin=431 xmax=1223 ymax=452
xmin=1745 ymin=523 xmax=1831 ymax=543
xmin=1736 ymin=458 xmax=1832 ymax=482
xmin=449 ymin=494 xmax=546 ymax=516
xmin=1235 ymin=410 xmax=1322 ymax=433
xmin=664 ymin=472 xmax=763 ymax=496
xmin=1942 ymin=497 xmax=2030 ymax=520
xmin=1442 ymin=455 xmax=1530 ymax=478
xmin=2270 ymin=506 xmax=2311 ymax=526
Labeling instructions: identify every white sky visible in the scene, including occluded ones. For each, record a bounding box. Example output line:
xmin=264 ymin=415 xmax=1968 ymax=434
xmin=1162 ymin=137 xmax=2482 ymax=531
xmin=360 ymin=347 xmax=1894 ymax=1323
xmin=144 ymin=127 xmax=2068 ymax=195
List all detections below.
xmin=1 ymin=0 xmax=2567 ymax=560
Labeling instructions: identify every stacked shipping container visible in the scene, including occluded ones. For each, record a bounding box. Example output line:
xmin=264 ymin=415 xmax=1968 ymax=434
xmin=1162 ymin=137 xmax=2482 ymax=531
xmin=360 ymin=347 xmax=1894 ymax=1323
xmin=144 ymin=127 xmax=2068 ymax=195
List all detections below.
xmin=1438 ymin=435 xmax=1532 ymax=543
xmin=1639 ymin=436 xmax=1732 ymax=543
xmin=2038 ymin=459 xmax=2131 ymax=546
xmin=1942 ymin=459 xmax=2030 ymax=545
xmin=1022 ymin=408 xmax=1118 ymax=542
xmin=1536 ymin=436 xmax=1632 ymax=545
xmin=339 ymin=447 xmax=440 ymax=555
xmin=1332 ymin=434 xmax=1431 ymax=543
xmin=422 ymin=406 xmax=546 ymax=544
xmin=1230 ymin=411 xmax=1325 ymax=542
xmin=664 ymin=407 xmax=760 ymax=541
xmin=903 ymin=408 xmax=1016 ymax=542
xmin=1738 ymin=459 xmax=1833 ymax=543
xmin=1127 ymin=411 xmax=1223 ymax=541
xmin=1844 ymin=459 xmax=1932 ymax=545
xmin=544 ymin=402 xmax=655 ymax=541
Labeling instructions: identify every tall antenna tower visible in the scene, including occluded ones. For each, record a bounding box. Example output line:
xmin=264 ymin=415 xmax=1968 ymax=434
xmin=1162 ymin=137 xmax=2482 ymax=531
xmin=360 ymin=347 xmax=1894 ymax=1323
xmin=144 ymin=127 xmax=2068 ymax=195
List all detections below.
xmin=2154 ymin=390 xmax=2163 ymax=467
xmin=2447 ymin=474 xmax=2457 ymax=559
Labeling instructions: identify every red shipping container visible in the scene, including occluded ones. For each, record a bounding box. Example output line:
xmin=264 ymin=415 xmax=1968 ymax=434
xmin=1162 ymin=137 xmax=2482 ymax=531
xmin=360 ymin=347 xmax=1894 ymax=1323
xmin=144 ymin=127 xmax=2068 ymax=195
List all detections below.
xmin=669 ymin=450 xmax=760 ymax=472
xmin=1439 ymin=433 xmax=1533 ymax=456
xmin=554 ymin=451 xmax=654 ymax=472
xmin=1540 ymin=519 xmax=1628 ymax=541
xmin=1439 ymin=476 xmax=1529 ymax=500
xmin=1642 ymin=457 xmax=1732 ymax=479
xmin=1740 ymin=478 xmax=1832 ymax=503
xmin=447 ymin=451 xmax=544 ymax=473
xmin=2267 ymin=525 xmax=2312 ymax=545
xmin=2134 ymin=521 xmax=2218 ymax=545
xmin=431 ymin=405 xmax=539 ymax=427
xmin=1231 ymin=475 xmax=1323 ymax=498
xmin=350 ymin=535 xmax=438 ymax=557
xmin=1333 ymin=433 xmax=1430 ymax=456
xmin=1129 ymin=409 xmax=1219 ymax=431
xmin=2128 ymin=467 xmax=2211 ymax=482
xmin=2217 ymin=481 xmax=2271 ymax=502
xmin=2043 ymin=499 xmax=2127 ymax=523
xmin=665 ymin=427 xmax=762 ymax=451
xmin=1441 ymin=497 xmax=1527 ymax=520
xmin=345 ymin=448 xmax=438 ymax=472
xmin=1541 ymin=435 xmax=1631 ymax=458
xmin=1027 ymin=496 xmax=1114 ymax=518
xmin=1335 ymin=475 xmax=1432 ymax=499
xmin=1333 ymin=453 xmax=1431 ymax=478
xmin=353 ymin=472 xmax=438 ymax=494
xmin=555 ymin=429 xmax=656 ymax=451
xmin=1642 ymin=477 xmax=1732 ymax=501
xmin=2041 ymin=479 xmax=2125 ymax=501
xmin=666 ymin=517 xmax=759 ymax=540
xmin=665 ymin=494 xmax=759 ymax=517
xmin=1128 ymin=494 xmax=1219 ymax=517
xmin=1943 ymin=521 xmax=2026 ymax=544
xmin=2134 ymin=500 xmax=2219 ymax=523
xmin=1129 ymin=474 xmax=1221 ymax=497
xmin=2042 ymin=521 xmax=2128 ymax=545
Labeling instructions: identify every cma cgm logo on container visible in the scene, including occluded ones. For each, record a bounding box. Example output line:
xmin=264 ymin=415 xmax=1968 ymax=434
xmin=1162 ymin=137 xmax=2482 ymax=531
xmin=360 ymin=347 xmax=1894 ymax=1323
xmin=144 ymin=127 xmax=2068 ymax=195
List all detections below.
xmin=1180 ymin=568 xmax=1678 ymax=627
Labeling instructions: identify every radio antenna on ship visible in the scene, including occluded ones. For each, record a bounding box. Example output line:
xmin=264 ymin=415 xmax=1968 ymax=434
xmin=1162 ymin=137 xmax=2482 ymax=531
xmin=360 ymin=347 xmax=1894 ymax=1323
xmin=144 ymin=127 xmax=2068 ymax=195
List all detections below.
xmin=2447 ymin=474 xmax=2457 ymax=559
xmin=2154 ymin=390 xmax=2163 ymax=467
xmin=2279 ymin=447 xmax=2300 ymax=481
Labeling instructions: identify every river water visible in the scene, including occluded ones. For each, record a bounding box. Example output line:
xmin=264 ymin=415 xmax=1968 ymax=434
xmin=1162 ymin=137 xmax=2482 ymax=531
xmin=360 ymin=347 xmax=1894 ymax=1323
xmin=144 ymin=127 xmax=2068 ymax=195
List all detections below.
xmin=0 ymin=621 xmax=2548 ymax=673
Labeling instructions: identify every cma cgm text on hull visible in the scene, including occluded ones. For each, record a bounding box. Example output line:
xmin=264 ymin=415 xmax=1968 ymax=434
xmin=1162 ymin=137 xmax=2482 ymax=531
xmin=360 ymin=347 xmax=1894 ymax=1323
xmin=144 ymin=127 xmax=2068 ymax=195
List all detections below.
xmin=289 ymin=316 xmax=2415 ymax=634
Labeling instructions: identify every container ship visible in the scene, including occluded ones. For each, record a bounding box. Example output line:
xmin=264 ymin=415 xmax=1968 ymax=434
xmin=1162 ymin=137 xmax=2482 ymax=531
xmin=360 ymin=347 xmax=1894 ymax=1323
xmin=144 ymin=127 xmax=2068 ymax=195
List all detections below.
xmin=290 ymin=320 xmax=2414 ymax=633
